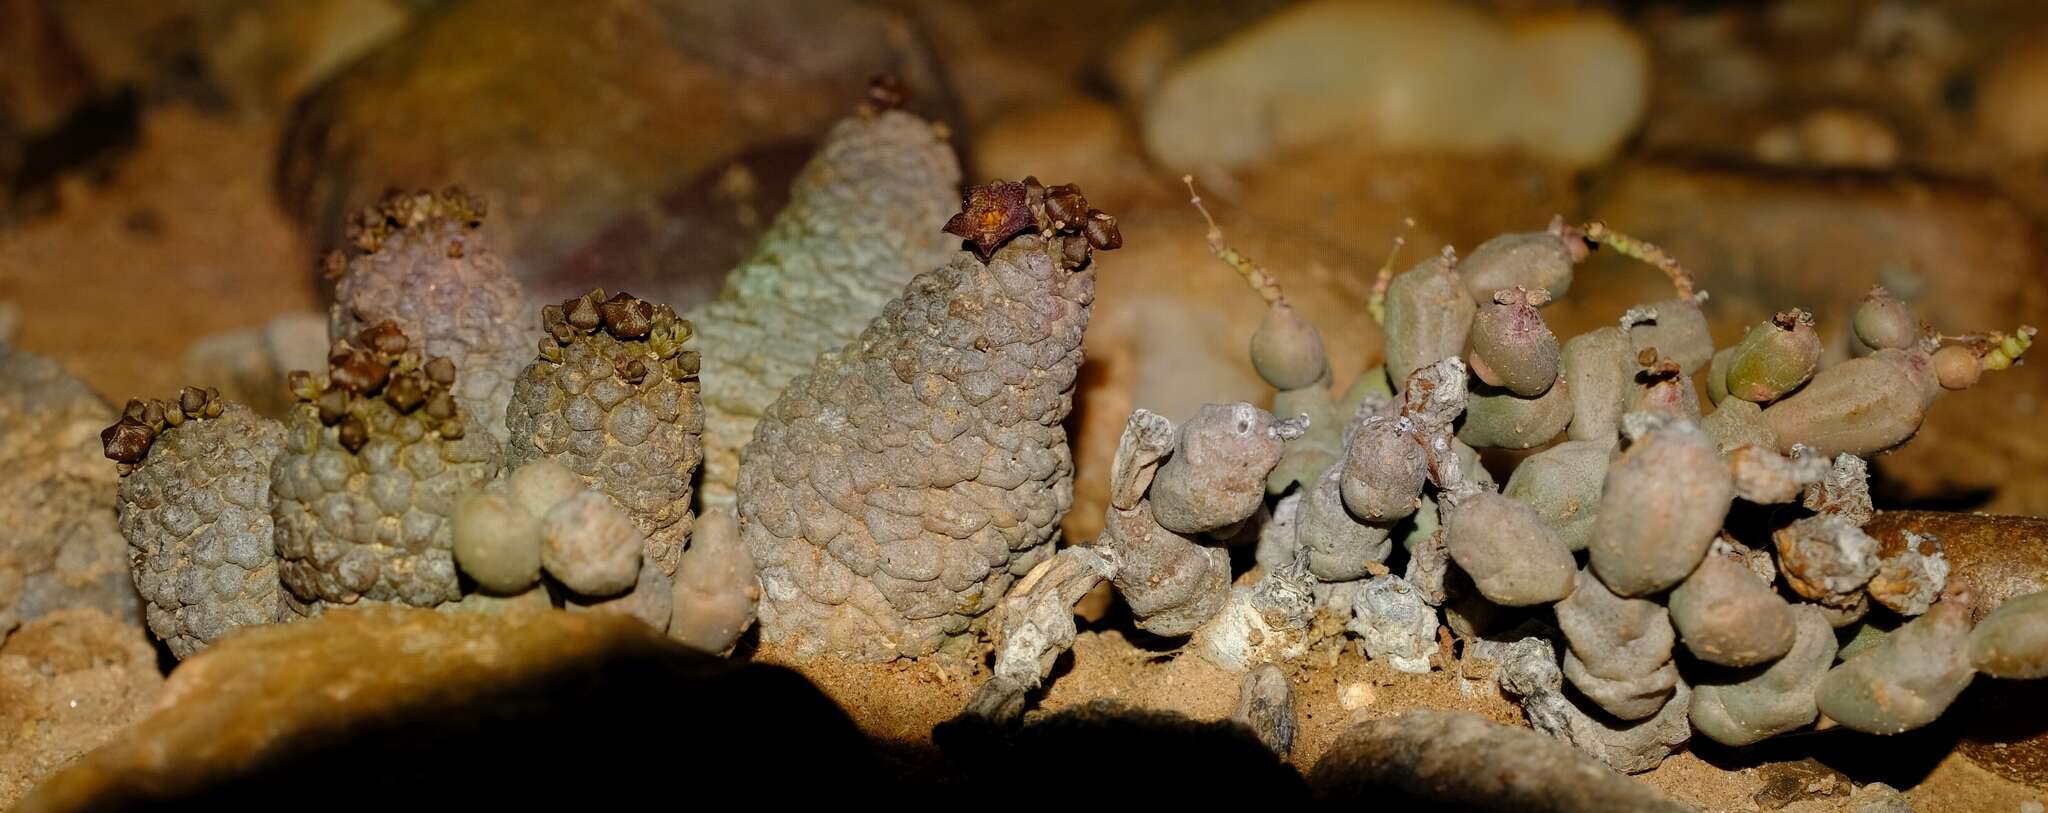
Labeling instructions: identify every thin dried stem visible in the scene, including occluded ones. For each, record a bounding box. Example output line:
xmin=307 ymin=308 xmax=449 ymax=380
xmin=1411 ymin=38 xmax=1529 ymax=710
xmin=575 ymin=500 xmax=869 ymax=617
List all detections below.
xmin=1367 ymin=218 xmax=1414 ymax=326
xmin=1185 ymin=175 xmax=1286 ymax=308
xmin=1582 ymin=220 xmax=1698 ymax=301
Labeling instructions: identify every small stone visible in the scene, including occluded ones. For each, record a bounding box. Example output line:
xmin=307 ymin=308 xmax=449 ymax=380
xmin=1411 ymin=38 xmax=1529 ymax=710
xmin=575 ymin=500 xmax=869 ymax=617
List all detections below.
xmin=540 ymin=492 xmax=643 ymax=598
xmin=1232 ymin=663 xmax=1296 ymax=757
xmin=451 ymin=492 xmax=543 ymax=595
xmin=1338 ymin=682 xmax=1376 ymax=711
xmin=506 ymin=460 xmax=584 ymax=519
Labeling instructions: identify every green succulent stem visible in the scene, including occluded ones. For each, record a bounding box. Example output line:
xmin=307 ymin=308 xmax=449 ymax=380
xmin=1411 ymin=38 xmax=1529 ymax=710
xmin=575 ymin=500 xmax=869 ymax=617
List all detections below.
xmin=1185 ymin=175 xmax=1286 ymax=308
xmin=1582 ymin=220 xmax=1698 ymax=301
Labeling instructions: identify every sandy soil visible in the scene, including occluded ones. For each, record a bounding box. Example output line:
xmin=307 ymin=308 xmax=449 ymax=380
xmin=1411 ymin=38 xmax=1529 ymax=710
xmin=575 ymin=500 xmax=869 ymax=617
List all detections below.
xmin=0 ymin=104 xmax=316 ymax=405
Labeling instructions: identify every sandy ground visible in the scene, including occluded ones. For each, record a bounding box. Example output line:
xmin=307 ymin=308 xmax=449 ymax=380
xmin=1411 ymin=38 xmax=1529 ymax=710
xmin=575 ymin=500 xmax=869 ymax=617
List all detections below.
xmin=0 ymin=104 xmax=317 ymax=405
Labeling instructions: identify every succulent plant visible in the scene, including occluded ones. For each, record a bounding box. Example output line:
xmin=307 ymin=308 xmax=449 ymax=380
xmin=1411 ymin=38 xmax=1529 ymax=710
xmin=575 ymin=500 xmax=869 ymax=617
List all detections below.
xmin=953 ymin=204 xmax=2040 ymax=776
xmin=106 ymin=388 xmax=301 ymax=657
xmin=505 ymin=289 xmax=703 ymax=578
xmin=271 ymin=321 xmax=502 ymax=608
xmin=328 ymin=187 xmax=529 ymax=443
xmin=738 ymin=178 xmax=1115 ymax=662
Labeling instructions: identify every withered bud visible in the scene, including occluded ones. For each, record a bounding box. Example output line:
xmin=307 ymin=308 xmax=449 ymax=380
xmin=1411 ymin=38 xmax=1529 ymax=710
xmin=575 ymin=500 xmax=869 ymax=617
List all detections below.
xmin=202 ymin=387 xmax=222 ymax=418
xmin=599 ymin=292 xmax=654 ymax=339
xmin=1044 ymin=184 xmax=1089 ymax=230
xmin=423 ymin=356 xmax=457 ymax=386
xmin=677 ymin=350 xmax=702 ymax=376
xmin=1022 ymin=176 xmax=1048 ymax=223
xmin=425 ymin=389 xmax=457 ymax=421
xmin=617 ymin=357 xmax=648 ymax=385
xmin=865 ymin=73 xmax=908 ymax=111
xmin=163 ymin=408 xmax=185 ymax=428
xmin=1853 ymin=286 xmax=1919 ymax=351
xmin=101 ymin=417 xmax=157 ymax=463
xmin=178 ymin=386 xmax=209 ymax=417
xmin=1084 ymin=210 xmax=1122 ymax=251
xmin=288 ymin=370 xmax=317 ymax=401
xmin=356 ymin=320 xmax=409 ymax=356
xmin=565 ymin=291 xmax=604 ymax=331
xmin=328 ymin=344 xmax=391 ymax=396
xmin=384 ymin=372 xmax=427 ymax=413
xmin=1636 ymin=347 xmax=1659 ymax=367
xmin=1931 ymin=345 xmax=1981 ymax=390
xmin=336 ymin=415 xmax=369 ymax=453
xmin=122 ymin=399 xmax=147 ymax=423
xmin=1060 ymin=234 xmax=1091 ymax=267
xmin=439 ymin=420 xmax=465 ymax=440
xmin=141 ymin=399 xmax=166 ymax=427
xmin=315 ymin=389 xmax=348 ymax=426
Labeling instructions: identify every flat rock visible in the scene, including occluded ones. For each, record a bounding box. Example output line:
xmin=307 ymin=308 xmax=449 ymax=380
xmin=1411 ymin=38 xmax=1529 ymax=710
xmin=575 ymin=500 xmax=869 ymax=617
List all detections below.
xmin=16 ymin=606 xmax=877 ymax=810
xmin=0 ymin=347 xmax=142 ymax=636
xmin=0 ymin=609 xmax=163 ymax=809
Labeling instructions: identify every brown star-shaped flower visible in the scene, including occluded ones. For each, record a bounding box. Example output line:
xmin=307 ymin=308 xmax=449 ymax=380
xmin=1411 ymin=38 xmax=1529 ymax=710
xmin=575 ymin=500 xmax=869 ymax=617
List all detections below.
xmin=944 ymin=180 xmax=1035 ymax=259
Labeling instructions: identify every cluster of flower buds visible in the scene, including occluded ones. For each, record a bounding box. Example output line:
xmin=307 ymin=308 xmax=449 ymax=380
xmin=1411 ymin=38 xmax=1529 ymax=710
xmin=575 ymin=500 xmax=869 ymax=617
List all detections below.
xmin=287 ymin=320 xmax=465 ymax=451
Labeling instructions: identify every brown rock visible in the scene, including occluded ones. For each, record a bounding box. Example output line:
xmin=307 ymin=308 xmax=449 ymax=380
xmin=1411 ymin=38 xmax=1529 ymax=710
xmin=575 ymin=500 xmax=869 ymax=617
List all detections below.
xmin=0 ymin=609 xmax=163 ymax=809
xmin=1864 ymin=511 xmax=2048 ymax=787
xmin=0 ymin=347 xmax=141 ymax=633
xmin=1567 ymin=163 xmax=2048 ymax=515
xmin=973 ymin=99 xmax=1159 ymax=212
xmin=17 ymin=606 xmax=878 ymax=810
xmin=278 ymin=0 xmax=955 ymax=308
